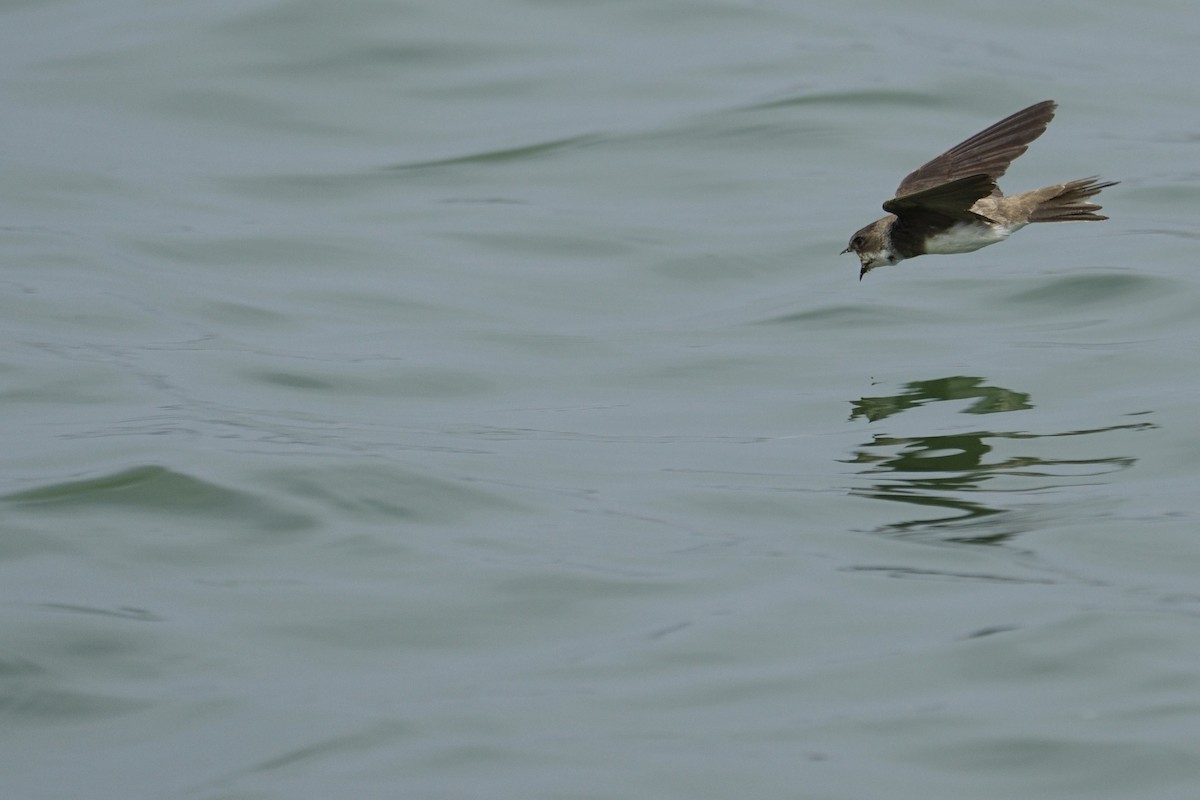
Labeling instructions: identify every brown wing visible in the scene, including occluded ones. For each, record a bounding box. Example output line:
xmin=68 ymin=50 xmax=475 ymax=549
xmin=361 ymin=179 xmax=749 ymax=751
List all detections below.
xmin=894 ymin=100 xmax=1057 ymax=198
xmin=884 ymin=173 xmax=997 ymax=221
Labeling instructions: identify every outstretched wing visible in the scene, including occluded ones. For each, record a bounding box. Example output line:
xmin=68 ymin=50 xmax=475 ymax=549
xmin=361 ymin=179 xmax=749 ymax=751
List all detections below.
xmin=894 ymin=100 xmax=1057 ymax=198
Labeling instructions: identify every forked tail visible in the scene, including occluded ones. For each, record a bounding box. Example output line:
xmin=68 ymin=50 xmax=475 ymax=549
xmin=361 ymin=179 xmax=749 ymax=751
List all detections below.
xmin=1029 ymin=177 xmax=1118 ymax=223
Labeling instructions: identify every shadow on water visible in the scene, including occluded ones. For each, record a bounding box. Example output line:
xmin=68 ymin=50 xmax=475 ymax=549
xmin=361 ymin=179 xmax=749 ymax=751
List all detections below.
xmin=844 ymin=377 xmax=1153 ymax=542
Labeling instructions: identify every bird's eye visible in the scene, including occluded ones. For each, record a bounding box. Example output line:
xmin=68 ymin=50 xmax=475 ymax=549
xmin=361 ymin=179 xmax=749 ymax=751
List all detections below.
xmin=851 ymin=236 xmax=864 ymax=249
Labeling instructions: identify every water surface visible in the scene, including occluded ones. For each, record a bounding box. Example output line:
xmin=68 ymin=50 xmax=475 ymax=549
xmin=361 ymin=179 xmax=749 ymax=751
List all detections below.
xmin=3 ymin=1 xmax=1199 ymax=798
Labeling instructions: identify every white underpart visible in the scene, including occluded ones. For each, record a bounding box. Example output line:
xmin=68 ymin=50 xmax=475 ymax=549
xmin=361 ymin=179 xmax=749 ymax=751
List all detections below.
xmin=922 ymin=220 xmax=1021 ymax=255
xmin=862 ymin=248 xmax=896 ymax=268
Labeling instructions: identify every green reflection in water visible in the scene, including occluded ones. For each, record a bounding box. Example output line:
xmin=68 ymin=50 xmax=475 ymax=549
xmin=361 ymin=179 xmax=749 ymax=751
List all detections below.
xmin=846 ymin=376 xmax=1153 ymax=540
xmin=850 ymin=376 xmax=1032 ymax=423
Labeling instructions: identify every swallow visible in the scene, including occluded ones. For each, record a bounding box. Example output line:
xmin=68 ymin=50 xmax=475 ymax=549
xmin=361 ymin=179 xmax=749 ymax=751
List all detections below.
xmin=843 ymin=100 xmax=1116 ymax=279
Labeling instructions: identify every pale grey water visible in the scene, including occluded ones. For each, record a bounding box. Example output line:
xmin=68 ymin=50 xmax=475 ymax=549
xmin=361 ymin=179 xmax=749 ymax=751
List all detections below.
xmin=3 ymin=1 xmax=1200 ymax=799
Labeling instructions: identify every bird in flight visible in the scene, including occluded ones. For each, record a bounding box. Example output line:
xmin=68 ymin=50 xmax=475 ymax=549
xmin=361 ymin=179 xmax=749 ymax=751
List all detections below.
xmin=842 ymin=100 xmax=1116 ymax=280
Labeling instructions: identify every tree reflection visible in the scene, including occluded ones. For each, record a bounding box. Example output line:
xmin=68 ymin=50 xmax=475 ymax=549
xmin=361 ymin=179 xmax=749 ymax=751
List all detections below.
xmin=846 ymin=376 xmax=1151 ymax=540
xmin=850 ymin=376 xmax=1032 ymax=422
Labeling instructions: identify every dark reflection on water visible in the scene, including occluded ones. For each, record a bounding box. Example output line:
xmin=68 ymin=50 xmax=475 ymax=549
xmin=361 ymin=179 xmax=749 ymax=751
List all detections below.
xmin=846 ymin=376 xmax=1153 ymax=540
xmin=850 ymin=376 xmax=1032 ymax=422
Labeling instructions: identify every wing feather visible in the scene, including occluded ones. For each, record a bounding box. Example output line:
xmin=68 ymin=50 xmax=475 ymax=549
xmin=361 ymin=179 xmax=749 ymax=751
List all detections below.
xmin=894 ymin=100 xmax=1057 ymax=198
xmin=884 ymin=174 xmax=997 ymax=221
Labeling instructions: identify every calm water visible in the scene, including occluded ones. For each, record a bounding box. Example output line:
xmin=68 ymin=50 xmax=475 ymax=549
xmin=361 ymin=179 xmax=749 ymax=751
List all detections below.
xmin=3 ymin=1 xmax=1200 ymax=798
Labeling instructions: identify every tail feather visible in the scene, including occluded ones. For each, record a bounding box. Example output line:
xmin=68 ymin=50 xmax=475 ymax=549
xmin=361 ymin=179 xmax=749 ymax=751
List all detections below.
xmin=1029 ymin=177 xmax=1118 ymax=223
